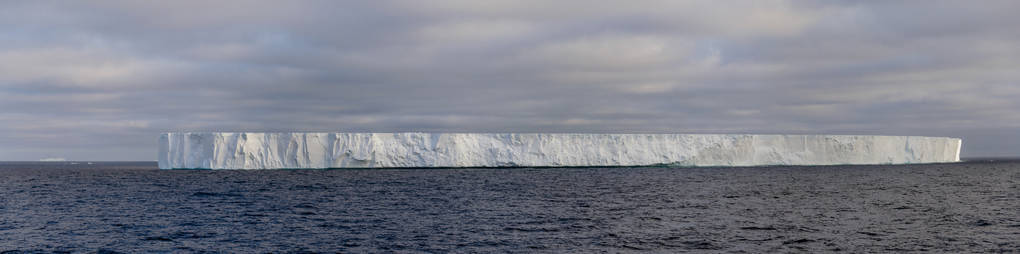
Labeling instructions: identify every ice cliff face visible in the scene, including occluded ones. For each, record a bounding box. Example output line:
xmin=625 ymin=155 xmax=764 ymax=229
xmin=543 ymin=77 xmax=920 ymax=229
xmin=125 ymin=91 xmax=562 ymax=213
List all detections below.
xmin=158 ymin=133 xmax=962 ymax=169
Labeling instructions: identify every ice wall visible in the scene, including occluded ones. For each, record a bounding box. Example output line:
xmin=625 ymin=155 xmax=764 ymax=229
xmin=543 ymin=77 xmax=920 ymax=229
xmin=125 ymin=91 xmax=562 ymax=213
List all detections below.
xmin=158 ymin=133 xmax=962 ymax=169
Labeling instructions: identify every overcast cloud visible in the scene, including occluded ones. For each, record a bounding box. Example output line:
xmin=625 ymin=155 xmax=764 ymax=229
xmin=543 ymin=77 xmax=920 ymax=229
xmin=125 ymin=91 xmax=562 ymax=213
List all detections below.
xmin=1 ymin=0 xmax=1018 ymax=160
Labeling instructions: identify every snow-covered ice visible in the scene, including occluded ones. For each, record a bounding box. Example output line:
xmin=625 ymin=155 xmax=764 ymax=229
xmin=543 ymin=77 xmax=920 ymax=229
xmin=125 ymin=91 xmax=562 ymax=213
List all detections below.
xmin=158 ymin=133 xmax=962 ymax=169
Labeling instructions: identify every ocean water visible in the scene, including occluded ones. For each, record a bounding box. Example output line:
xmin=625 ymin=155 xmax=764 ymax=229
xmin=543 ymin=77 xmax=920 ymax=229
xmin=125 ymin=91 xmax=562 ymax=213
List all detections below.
xmin=1 ymin=160 xmax=1018 ymax=253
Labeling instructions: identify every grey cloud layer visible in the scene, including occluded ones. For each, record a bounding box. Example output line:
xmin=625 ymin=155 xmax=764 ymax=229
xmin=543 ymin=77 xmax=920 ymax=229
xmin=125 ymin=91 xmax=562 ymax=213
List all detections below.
xmin=1 ymin=0 xmax=1018 ymax=160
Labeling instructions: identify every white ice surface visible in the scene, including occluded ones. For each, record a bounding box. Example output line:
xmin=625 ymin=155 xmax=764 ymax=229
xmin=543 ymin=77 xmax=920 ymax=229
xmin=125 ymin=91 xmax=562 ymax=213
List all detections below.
xmin=158 ymin=133 xmax=962 ymax=169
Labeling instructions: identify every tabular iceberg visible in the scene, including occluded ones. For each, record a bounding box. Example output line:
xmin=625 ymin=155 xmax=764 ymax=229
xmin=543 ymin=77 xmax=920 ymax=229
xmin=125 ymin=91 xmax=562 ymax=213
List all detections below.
xmin=158 ymin=133 xmax=961 ymax=169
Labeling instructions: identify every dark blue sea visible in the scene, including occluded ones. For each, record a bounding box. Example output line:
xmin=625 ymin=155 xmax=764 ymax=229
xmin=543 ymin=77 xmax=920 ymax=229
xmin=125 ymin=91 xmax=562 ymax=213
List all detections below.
xmin=1 ymin=160 xmax=1018 ymax=253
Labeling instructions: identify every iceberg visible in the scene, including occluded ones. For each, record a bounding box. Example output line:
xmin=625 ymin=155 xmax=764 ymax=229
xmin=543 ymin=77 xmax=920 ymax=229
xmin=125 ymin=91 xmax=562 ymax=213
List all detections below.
xmin=158 ymin=133 xmax=961 ymax=169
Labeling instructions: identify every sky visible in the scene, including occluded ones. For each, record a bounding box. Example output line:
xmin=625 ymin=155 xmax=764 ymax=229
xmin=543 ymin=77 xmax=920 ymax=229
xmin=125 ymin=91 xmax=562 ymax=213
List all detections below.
xmin=1 ymin=1 xmax=1018 ymax=161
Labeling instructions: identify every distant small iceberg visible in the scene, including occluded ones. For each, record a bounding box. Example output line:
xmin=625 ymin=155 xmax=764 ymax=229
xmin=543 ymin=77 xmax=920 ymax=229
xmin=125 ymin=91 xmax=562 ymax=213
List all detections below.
xmin=38 ymin=157 xmax=67 ymax=162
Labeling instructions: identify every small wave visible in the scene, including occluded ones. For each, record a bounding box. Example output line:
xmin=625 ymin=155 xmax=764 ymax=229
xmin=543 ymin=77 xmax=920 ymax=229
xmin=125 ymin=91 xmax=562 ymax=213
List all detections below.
xmin=191 ymin=192 xmax=242 ymax=197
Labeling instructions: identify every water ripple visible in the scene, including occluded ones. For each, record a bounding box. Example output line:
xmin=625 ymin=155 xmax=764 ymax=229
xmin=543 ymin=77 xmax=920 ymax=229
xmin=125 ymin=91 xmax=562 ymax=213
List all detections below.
xmin=0 ymin=161 xmax=1018 ymax=252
